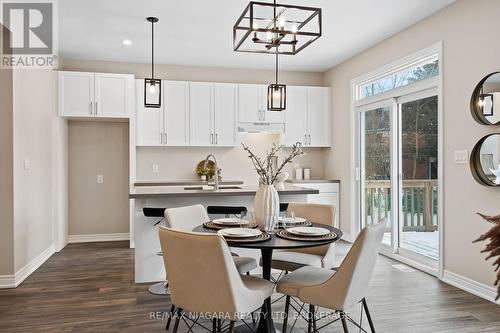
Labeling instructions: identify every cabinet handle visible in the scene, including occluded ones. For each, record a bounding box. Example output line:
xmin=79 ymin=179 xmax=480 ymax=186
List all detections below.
xmin=95 ymin=102 xmax=98 ymax=115
xmin=164 ymin=132 xmax=167 ymax=144
xmin=210 ymin=133 xmax=213 ymax=144
xmin=89 ymin=102 xmax=93 ymax=115
xmin=160 ymin=132 xmax=163 ymax=144
xmin=308 ymin=134 xmax=311 ymax=145
xmin=304 ymin=134 xmax=307 ymax=145
xmin=215 ymin=133 xmax=218 ymax=145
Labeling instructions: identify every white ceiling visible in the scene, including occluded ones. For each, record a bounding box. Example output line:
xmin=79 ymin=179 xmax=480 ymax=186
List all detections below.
xmin=59 ymin=0 xmax=455 ymax=72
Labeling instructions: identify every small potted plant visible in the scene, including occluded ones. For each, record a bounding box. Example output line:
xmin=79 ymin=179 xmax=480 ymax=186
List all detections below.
xmin=197 ymin=168 xmax=208 ymax=181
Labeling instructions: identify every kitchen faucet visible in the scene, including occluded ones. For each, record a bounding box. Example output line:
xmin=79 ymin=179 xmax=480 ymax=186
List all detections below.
xmin=203 ymin=154 xmax=219 ymax=190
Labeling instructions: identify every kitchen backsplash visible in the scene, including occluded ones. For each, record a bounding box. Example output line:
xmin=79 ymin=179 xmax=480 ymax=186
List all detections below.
xmin=136 ymin=133 xmax=328 ymax=185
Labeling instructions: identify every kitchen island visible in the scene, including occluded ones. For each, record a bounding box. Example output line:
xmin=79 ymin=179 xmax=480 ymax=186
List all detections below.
xmin=130 ymin=184 xmax=319 ymax=283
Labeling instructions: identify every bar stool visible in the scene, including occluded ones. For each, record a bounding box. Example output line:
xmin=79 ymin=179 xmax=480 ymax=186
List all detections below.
xmin=143 ymin=207 xmax=169 ymax=296
xmin=206 ymin=205 xmax=247 ymax=218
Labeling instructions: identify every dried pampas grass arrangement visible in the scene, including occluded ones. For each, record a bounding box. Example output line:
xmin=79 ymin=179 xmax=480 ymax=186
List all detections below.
xmin=473 ymin=213 xmax=500 ymax=301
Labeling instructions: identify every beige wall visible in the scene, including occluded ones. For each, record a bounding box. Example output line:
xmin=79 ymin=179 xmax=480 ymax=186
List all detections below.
xmin=68 ymin=121 xmax=129 ymax=235
xmin=323 ymin=0 xmax=500 ymax=287
xmin=61 ymin=59 xmax=325 ymax=86
xmin=12 ymin=70 xmax=58 ymax=271
xmin=0 ymin=42 xmax=14 ymax=275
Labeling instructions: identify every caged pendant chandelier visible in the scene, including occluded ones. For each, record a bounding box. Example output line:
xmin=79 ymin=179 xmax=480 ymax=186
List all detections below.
xmin=233 ymin=0 xmax=321 ymax=55
xmin=144 ymin=16 xmax=161 ymax=108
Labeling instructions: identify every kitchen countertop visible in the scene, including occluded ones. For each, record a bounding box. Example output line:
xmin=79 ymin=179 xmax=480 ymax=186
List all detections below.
xmin=129 ymin=184 xmax=319 ymax=199
xmin=286 ymin=179 xmax=340 ymax=184
xmin=134 ymin=179 xmax=244 ymax=187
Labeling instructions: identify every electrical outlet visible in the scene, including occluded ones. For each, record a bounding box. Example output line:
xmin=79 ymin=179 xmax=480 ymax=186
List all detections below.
xmin=23 ymin=157 xmax=29 ymax=170
xmin=454 ymin=150 xmax=468 ymax=164
xmin=97 ymin=174 xmax=104 ymax=184
xmin=152 ymin=164 xmax=159 ymax=174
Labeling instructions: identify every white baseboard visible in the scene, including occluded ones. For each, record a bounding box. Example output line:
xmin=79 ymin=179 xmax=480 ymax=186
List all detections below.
xmin=15 ymin=244 xmax=55 ymax=287
xmin=442 ymin=270 xmax=499 ymax=305
xmin=0 ymin=274 xmax=16 ymax=288
xmin=68 ymin=233 xmax=130 ymax=243
xmin=0 ymin=244 xmax=56 ymax=289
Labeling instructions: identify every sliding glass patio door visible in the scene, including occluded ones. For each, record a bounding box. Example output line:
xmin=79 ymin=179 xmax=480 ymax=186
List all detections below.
xmin=358 ymin=90 xmax=439 ymax=270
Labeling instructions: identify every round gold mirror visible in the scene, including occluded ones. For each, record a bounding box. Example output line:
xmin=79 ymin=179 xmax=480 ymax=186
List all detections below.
xmin=470 ymin=133 xmax=500 ymax=186
xmin=471 ymin=72 xmax=500 ymax=125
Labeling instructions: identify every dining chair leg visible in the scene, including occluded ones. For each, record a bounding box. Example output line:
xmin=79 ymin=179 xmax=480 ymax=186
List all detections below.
xmin=307 ymin=304 xmax=314 ymax=333
xmin=165 ymin=304 xmax=176 ymax=330
xmin=172 ymin=308 xmax=182 ymax=333
xmin=217 ymin=318 xmax=222 ymax=333
xmin=340 ymin=311 xmax=349 ymax=333
xmin=229 ymin=320 xmax=235 ymax=333
xmin=246 ymin=271 xmax=250 ymax=276
xmin=282 ymin=295 xmax=291 ymax=333
xmin=362 ymin=298 xmax=376 ymax=333
xmin=212 ymin=318 xmax=217 ymax=333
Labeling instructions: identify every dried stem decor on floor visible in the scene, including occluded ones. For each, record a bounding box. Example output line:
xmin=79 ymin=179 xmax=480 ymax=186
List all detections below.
xmin=473 ymin=212 xmax=500 ymax=300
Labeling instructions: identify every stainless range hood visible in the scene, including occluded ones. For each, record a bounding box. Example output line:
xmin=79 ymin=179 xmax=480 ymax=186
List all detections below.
xmin=238 ymin=122 xmax=285 ymax=134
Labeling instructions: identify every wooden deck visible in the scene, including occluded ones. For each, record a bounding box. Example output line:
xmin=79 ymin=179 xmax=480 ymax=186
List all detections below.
xmin=0 ymin=241 xmax=498 ymax=332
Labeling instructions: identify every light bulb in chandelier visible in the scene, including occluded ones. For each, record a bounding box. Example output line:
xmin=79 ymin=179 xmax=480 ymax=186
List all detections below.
xmin=291 ymin=24 xmax=298 ymax=33
xmin=478 ymin=99 xmax=485 ymax=107
xmin=149 ymin=83 xmax=157 ymax=94
xmin=278 ymin=16 xmax=285 ymax=28
xmin=273 ymin=88 xmax=281 ymax=99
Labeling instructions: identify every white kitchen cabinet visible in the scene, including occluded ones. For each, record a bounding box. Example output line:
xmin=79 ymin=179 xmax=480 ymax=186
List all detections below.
xmin=284 ymin=86 xmax=308 ymax=146
xmin=136 ymin=80 xmax=190 ymax=146
xmin=284 ymin=86 xmax=331 ymax=147
xmin=214 ymin=83 xmax=237 ymax=146
xmin=307 ymin=87 xmax=331 ymax=147
xmin=136 ymin=80 xmax=163 ymax=146
xmin=291 ymin=182 xmax=340 ymax=228
xmin=238 ymin=84 xmax=261 ymax=123
xmin=238 ymin=84 xmax=284 ymax=123
xmin=164 ymin=81 xmax=189 ymax=146
xmin=58 ymin=71 xmax=94 ymax=117
xmin=189 ymin=82 xmax=214 ymax=146
xmin=58 ymin=71 xmax=133 ymax=118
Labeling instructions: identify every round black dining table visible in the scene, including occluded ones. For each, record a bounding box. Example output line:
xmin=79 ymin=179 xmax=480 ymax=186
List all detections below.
xmin=192 ymin=223 xmax=343 ymax=333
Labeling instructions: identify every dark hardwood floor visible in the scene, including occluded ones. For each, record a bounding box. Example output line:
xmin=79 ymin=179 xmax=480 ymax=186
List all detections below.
xmin=0 ymin=241 xmax=499 ymax=333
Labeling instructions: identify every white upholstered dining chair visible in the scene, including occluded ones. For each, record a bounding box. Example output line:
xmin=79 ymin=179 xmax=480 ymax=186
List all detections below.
xmin=265 ymin=203 xmax=337 ymax=274
xmin=165 ymin=204 xmax=258 ymax=274
xmin=277 ymin=220 xmax=386 ymax=333
xmin=159 ymin=227 xmax=274 ymax=333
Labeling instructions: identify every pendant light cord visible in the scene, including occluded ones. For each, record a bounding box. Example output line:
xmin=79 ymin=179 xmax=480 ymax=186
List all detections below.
xmin=275 ymin=53 xmax=278 ymax=85
xmin=151 ymin=20 xmax=154 ymax=80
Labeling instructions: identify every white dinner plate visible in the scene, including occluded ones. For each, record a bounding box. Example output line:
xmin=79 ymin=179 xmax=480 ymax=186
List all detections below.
xmin=278 ymin=216 xmax=307 ymax=224
xmin=213 ymin=217 xmax=246 ymax=225
xmin=217 ymin=228 xmax=262 ymax=238
xmin=287 ymin=227 xmax=330 ymax=236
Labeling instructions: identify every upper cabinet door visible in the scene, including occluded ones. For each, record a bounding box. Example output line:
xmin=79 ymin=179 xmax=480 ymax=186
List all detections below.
xmin=94 ymin=73 xmax=133 ymax=118
xmin=214 ymin=83 xmax=237 ymax=147
xmin=189 ymin=82 xmax=214 ymax=146
xmin=260 ymin=85 xmax=285 ymax=123
xmin=284 ymin=86 xmax=308 ymax=147
xmin=307 ymin=87 xmax=331 ymax=147
xmin=136 ymin=80 xmax=163 ymax=146
xmin=238 ymin=84 xmax=261 ymax=123
xmin=58 ymin=71 xmax=94 ymax=117
xmin=164 ymin=81 xmax=190 ymax=146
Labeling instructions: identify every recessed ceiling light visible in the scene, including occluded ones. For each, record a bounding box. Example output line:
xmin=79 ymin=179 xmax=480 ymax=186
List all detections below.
xmin=122 ymin=39 xmax=132 ymax=45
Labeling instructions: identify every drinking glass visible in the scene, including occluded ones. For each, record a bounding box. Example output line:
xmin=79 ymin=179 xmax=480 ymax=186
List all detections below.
xmin=282 ymin=211 xmax=295 ymax=230
xmin=240 ymin=210 xmax=253 ymax=228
